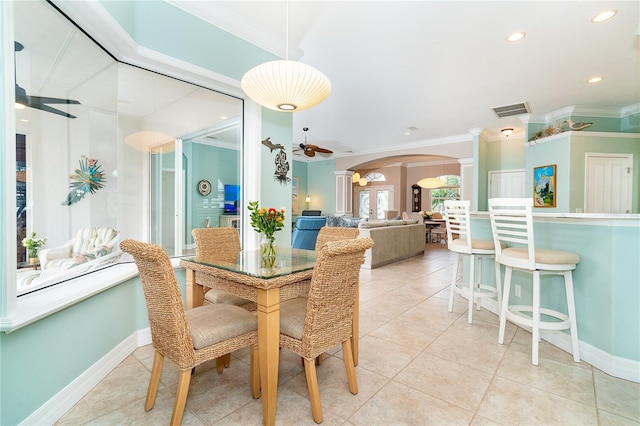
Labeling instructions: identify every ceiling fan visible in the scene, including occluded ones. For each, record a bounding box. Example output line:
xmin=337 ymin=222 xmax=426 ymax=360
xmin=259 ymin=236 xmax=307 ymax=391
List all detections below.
xmin=14 ymin=41 xmax=81 ymax=119
xmin=297 ymin=127 xmax=333 ymax=158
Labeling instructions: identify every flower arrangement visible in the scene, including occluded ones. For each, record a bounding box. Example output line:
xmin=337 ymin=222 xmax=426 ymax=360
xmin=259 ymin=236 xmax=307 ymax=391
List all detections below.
xmin=248 ymin=201 xmax=286 ymax=260
xmin=420 ymin=210 xmax=434 ymax=220
xmin=22 ymin=231 xmax=47 ymax=260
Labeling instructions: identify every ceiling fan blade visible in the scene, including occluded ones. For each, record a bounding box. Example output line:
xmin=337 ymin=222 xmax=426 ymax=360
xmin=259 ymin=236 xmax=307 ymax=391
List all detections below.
xmin=28 ymin=95 xmax=80 ymax=105
xmin=314 ymin=147 xmax=333 ymax=154
xmin=31 ymin=103 xmax=78 ymax=119
xmin=304 ymin=149 xmax=316 ymax=158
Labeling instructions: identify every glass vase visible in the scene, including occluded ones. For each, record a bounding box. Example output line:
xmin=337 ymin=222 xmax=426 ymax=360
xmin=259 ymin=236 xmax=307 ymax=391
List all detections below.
xmin=261 ymin=235 xmax=277 ymax=267
xmin=28 ymin=248 xmax=38 ymax=264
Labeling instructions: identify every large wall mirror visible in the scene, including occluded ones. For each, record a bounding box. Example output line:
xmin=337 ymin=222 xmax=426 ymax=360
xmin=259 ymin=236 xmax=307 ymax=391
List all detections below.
xmin=13 ymin=0 xmax=242 ymax=295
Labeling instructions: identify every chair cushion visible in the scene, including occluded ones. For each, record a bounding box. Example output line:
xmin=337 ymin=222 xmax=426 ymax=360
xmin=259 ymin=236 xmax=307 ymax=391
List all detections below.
xmin=451 ymin=238 xmax=500 ymax=251
xmin=186 ymin=304 xmax=257 ymax=350
xmin=204 ymin=289 xmax=250 ymax=306
xmin=279 ymin=297 xmax=308 ymax=340
xmin=502 ymin=247 xmax=580 ymax=265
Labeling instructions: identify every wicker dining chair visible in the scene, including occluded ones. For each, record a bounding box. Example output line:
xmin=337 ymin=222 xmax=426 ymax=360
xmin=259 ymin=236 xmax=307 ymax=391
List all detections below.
xmin=279 ymin=237 xmax=374 ymax=423
xmin=315 ymin=226 xmax=360 ymax=251
xmin=192 ymin=227 xmax=255 ymax=310
xmin=120 ymin=239 xmax=259 ymax=426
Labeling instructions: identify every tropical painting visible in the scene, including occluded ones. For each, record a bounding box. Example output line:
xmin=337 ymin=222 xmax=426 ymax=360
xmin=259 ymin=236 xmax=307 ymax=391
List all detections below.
xmin=533 ymin=164 xmax=556 ymax=207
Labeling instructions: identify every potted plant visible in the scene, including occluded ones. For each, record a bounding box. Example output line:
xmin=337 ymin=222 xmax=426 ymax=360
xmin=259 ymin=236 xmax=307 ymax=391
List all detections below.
xmin=22 ymin=232 xmax=47 ymax=264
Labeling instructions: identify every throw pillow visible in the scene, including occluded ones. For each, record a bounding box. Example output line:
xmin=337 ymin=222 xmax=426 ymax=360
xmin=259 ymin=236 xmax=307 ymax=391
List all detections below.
xmin=326 ymin=215 xmax=341 ymax=227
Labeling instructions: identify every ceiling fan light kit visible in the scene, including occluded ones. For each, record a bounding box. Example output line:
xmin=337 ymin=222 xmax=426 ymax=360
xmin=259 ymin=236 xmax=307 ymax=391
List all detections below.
xmin=417 ymin=177 xmax=446 ymax=189
xmin=241 ymin=60 xmax=331 ymax=112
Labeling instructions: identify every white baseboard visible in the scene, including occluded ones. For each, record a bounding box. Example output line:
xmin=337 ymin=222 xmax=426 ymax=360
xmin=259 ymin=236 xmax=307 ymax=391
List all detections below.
xmin=20 ymin=328 xmax=151 ymax=426
xmin=474 ymin=297 xmax=640 ymax=383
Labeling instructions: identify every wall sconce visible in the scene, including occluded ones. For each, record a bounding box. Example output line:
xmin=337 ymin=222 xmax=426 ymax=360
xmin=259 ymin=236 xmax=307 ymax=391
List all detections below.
xmin=417 ymin=177 xmax=445 ymax=189
xmin=501 ymin=128 xmax=514 ymax=138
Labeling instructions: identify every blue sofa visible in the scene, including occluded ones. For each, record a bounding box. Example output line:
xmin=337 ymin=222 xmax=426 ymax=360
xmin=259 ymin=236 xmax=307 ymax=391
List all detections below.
xmin=291 ymin=216 xmax=326 ymax=250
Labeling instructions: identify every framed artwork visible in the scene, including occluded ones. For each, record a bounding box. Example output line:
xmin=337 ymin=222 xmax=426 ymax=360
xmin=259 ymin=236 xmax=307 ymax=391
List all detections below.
xmin=292 ymin=177 xmax=299 ymax=214
xmin=533 ymin=164 xmax=556 ymax=207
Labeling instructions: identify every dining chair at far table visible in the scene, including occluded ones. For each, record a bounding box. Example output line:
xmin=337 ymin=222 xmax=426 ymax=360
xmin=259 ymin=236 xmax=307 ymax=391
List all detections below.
xmin=488 ymin=198 xmax=581 ymax=366
xmin=279 ymin=237 xmax=374 ymax=423
xmin=192 ymin=227 xmax=257 ymax=372
xmin=120 ymin=239 xmax=260 ymax=426
xmin=444 ymin=200 xmax=502 ymax=324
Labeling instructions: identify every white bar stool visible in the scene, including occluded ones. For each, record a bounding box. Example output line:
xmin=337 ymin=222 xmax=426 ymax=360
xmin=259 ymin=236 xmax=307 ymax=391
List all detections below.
xmin=444 ymin=200 xmax=502 ymax=324
xmin=488 ymin=198 xmax=580 ymax=366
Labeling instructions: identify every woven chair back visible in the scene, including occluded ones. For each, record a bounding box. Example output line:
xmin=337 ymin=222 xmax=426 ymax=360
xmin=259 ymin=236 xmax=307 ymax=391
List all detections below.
xmin=120 ymin=239 xmax=195 ymax=366
xmin=192 ymin=227 xmax=240 ymax=262
xmin=315 ymin=227 xmax=360 ymax=251
xmin=303 ymin=237 xmax=374 ymax=355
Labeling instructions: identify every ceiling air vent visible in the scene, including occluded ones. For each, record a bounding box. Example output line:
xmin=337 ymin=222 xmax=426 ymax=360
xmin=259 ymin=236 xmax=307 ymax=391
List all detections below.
xmin=491 ymin=102 xmax=530 ymax=118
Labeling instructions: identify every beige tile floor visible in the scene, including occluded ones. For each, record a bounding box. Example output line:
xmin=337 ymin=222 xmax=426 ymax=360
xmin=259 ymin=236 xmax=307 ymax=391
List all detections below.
xmin=56 ymin=243 xmax=640 ymax=425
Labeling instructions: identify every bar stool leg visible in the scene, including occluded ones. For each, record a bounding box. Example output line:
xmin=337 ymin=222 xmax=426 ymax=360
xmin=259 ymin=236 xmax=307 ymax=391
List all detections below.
xmin=467 ymin=254 xmax=476 ymax=324
xmin=475 ymin=258 xmax=483 ymax=311
xmin=448 ymin=253 xmax=461 ymax=313
xmin=494 ymin=257 xmax=502 ymax=321
xmin=532 ymin=271 xmax=541 ymax=366
xmin=564 ymin=271 xmax=580 ymax=362
xmin=498 ymin=266 xmax=512 ymax=345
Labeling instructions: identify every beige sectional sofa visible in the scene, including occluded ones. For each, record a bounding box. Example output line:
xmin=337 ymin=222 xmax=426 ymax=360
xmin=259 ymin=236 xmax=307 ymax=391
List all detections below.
xmin=357 ymin=219 xmax=425 ymax=269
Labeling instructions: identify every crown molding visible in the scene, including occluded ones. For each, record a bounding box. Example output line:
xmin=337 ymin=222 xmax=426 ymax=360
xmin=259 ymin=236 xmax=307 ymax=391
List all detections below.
xmin=521 ymin=104 xmax=639 ymax=125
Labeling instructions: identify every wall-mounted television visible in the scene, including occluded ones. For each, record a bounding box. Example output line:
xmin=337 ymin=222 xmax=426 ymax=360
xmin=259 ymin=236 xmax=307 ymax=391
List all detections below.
xmin=223 ymin=184 xmax=240 ymax=214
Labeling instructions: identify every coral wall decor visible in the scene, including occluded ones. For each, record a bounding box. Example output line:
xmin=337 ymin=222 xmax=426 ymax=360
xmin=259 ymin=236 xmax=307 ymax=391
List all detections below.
xmin=61 ymin=155 xmax=106 ymax=206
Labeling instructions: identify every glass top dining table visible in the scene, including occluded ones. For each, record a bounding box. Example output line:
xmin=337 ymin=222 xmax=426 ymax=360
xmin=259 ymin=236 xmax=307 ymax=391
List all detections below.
xmin=181 ymin=247 xmax=317 ymax=280
xmin=181 ymin=247 xmax=358 ymax=426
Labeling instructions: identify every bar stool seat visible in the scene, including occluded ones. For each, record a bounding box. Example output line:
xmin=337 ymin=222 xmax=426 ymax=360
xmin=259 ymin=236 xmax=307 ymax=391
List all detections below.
xmin=489 ymin=198 xmax=580 ymax=366
xmin=445 ymin=200 xmax=502 ymax=324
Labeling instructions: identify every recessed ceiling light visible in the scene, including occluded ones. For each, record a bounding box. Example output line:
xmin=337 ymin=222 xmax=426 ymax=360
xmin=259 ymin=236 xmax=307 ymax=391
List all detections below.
xmin=219 ymin=115 xmax=228 ymax=120
xmin=19 ymin=118 xmax=29 ymax=123
xmin=506 ymin=32 xmax=526 ymax=42
xmin=587 ymin=76 xmax=604 ymax=83
xmin=404 ymin=131 xmax=411 ymax=136
xmin=592 ymin=10 xmax=617 ymax=23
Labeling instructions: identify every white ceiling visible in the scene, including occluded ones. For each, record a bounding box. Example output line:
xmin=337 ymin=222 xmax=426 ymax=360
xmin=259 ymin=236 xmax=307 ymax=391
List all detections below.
xmin=174 ymin=1 xmax=640 ymax=161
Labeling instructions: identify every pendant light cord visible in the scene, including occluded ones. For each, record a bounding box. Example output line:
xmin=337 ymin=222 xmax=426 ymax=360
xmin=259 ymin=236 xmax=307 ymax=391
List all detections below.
xmin=285 ymin=1 xmax=289 ymax=60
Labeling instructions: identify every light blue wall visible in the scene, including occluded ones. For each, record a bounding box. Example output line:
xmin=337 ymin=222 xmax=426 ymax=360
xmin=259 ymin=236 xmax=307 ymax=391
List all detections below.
xmin=292 ymin=160 xmax=308 ymax=216
xmin=308 ymin=160 xmax=337 ymax=215
xmin=291 ymin=159 xmax=336 ymax=216
xmin=260 ymin=109 xmax=294 ymax=248
xmin=471 ymin=217 xmax=640 ymax=361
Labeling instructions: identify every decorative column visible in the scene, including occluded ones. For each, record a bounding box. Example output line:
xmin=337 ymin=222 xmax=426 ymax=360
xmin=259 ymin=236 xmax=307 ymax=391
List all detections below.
xmin=334 ymin=170 xmax=354 ymax=216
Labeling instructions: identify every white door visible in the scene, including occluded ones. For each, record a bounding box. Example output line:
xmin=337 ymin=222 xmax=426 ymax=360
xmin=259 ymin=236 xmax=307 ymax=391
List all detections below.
xmin=488 ymin=169 xmax=525 ymax=198
xmin=355 ymin=186 xmax=393 ymax=220
xmin=585 ymin=153 xmax=633 ymax=213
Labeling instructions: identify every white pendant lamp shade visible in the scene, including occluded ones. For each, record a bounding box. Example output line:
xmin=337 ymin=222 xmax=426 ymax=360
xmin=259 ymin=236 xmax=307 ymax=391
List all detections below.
xmin=417 ymin=177 xmax=446 ymax=189
xmin=241 ymin=60 xmax=331 ymax=112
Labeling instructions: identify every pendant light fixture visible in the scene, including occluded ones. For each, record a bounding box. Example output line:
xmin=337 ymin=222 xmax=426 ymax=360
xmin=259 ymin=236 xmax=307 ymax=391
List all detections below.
xmin=241 ymin=2 xmax=331 ymax=112
xmin=417 ymin=177 xmax=445 ymax=189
